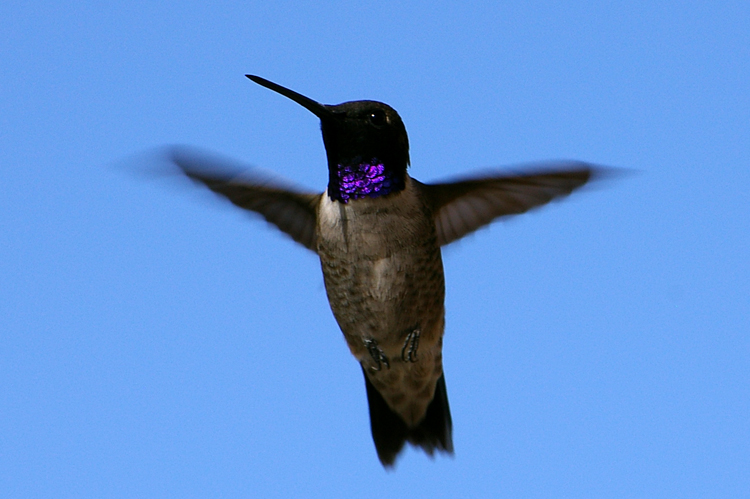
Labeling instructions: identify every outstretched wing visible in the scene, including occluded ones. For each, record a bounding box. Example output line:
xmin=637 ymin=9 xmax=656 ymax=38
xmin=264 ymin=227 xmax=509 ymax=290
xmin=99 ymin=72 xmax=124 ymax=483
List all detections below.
xmin=170 ymin=147 xmax=321 ymax=251
xmin=418 ymin=162 xmax=595 ymax=246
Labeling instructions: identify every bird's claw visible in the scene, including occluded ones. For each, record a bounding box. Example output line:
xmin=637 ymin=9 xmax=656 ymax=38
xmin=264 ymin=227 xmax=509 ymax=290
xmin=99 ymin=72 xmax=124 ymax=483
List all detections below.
xmin=365 ymin=339 xmax=390 ymax=371
xmin=401 ymin=328 xmax=420 ymax=363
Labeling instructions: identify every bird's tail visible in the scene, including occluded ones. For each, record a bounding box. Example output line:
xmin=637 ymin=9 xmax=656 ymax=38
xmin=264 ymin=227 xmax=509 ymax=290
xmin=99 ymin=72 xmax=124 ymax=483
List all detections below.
xmin=362 ymin=368 xmax=453 ymax=467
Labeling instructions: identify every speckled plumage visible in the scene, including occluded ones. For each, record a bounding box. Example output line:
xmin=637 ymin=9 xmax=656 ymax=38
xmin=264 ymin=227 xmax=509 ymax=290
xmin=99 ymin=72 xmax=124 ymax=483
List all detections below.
xmin=318 ymin=178 xmax=445 ymax=426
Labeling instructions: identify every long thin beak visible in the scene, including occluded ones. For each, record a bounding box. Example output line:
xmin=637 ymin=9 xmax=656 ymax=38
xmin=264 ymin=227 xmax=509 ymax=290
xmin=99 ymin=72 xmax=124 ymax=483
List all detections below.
xmin=246 ymin=75 xmax=333 ymax=120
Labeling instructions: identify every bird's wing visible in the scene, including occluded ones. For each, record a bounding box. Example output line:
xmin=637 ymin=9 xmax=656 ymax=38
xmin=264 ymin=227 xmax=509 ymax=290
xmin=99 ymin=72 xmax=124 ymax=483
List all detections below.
xmin=170 ymin=147 xmax=321 ymax=252
xmin=417 ymin=162 xmax=595 ymax=247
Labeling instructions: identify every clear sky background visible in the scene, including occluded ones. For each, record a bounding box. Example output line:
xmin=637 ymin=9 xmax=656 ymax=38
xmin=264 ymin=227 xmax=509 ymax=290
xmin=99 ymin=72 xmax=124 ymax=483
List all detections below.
xmin=2 ymin=1 xmax=748 ymax=497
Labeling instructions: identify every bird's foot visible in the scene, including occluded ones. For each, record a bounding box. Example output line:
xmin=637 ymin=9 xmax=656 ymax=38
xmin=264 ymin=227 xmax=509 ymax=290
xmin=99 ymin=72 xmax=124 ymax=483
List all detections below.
xmin=401 ymin=328 xmax=420 ymax=363
xmin=364 ymin=339 xmax=390 ymax=371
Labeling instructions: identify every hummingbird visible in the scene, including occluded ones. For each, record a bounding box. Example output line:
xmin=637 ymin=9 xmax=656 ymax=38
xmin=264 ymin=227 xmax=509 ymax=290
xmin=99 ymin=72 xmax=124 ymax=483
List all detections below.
xmin=169 ymin=75 xmax=596 ymax=467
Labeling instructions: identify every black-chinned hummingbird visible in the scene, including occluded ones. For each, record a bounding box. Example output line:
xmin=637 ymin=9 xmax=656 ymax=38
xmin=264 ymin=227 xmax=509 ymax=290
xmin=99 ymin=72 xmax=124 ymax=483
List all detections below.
xmin=170 ymin=75 xmax=597 ymax=467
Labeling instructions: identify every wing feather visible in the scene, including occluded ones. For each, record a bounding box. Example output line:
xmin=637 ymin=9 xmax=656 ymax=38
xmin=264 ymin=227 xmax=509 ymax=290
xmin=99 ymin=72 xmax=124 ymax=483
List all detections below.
xmin=418 ymin=162 xmax=595 ymax=246
xmin=170 ymin=147 xmax=321 ymax=251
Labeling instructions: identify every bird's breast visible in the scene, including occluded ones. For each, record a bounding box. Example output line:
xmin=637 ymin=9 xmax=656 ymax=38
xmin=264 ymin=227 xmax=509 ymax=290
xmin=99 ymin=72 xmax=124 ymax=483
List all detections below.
xmin=316 ymin=177 xmax=445 ymax=356
xmin=317 ymin=176 xmax=435 ymax=257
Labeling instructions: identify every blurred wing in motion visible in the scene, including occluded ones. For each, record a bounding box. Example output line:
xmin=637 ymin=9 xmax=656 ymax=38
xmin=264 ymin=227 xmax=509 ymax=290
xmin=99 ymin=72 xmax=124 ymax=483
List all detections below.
xmin=419 ymin=162 xmax=596 ymax=246
xmin=170 ymin=146 xmax=321 ymax=251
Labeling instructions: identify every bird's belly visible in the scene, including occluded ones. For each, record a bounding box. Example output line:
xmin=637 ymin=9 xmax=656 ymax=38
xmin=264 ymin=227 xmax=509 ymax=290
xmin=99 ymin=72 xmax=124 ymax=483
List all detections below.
xmin=319 ymin=250 xmax=444 ymax=354
xmin=316 ymin=189 xmax=447 ymax=425
xmin=318 ymin=233 xmax=446 ymax=426
xmin=316 ymin=189 xmax=445 ymax=358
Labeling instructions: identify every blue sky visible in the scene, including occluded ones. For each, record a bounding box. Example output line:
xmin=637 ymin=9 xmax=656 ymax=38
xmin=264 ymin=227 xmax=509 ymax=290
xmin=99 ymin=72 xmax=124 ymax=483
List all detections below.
xmin=2 ymin=1 xmax=748 ymax=497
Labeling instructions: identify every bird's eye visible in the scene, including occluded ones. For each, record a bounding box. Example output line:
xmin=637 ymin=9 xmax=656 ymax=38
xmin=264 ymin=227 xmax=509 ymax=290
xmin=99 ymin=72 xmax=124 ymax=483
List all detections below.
xmin=369 ymin=110 xmax=387 ymax=127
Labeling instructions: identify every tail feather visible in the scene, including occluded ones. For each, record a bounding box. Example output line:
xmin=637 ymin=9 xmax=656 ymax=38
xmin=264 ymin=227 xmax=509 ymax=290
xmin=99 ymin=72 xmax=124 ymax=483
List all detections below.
xmin=362 ymin=368 xmax=453 ymax=467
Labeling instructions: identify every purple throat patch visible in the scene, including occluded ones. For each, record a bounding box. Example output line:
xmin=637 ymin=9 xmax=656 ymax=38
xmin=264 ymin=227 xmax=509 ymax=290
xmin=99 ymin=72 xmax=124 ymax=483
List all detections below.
xmin=329 ymin=160 xmax=404 ymax=202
